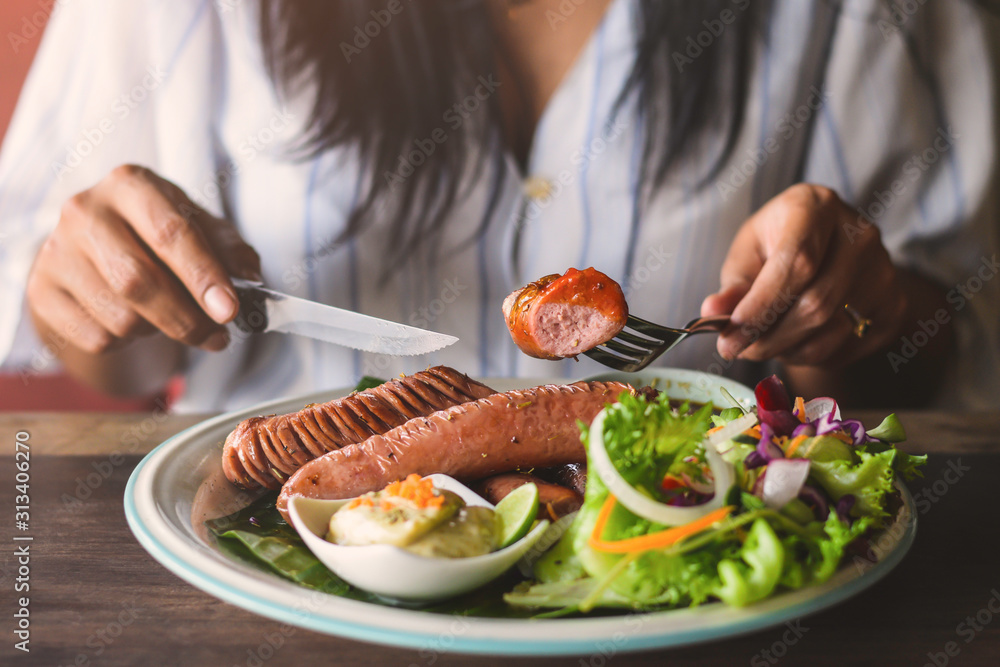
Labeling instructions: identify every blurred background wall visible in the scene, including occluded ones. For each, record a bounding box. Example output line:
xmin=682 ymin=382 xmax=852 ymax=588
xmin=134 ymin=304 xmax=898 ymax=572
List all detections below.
xmin=0 ymin=0 xmax=166 ymax=410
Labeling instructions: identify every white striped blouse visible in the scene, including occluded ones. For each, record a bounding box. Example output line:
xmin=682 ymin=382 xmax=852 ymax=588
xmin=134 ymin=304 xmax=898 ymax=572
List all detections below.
xmin=1 ymin=0 xmax=997 ymax=411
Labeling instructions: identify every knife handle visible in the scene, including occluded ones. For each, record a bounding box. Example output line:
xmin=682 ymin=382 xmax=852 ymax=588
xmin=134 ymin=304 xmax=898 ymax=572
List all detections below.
xmin=231 ymin=279 xmax=269 ymax=335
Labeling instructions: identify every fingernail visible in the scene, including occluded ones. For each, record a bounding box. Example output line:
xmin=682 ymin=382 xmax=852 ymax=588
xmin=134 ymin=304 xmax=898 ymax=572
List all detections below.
xmin=238 ymin=268 xmax=263 ymax=282
xmin=718 ymin=337 xmax=740 ymax=362
xmin=204 ymin=285 xmax=238 ymax=323
xmin=201 ymin=329 xmax=229 ymax=352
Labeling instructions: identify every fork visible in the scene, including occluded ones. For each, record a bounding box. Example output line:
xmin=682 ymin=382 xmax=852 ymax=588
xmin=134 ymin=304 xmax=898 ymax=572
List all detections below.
xmin=582 ymin=314 xmax=731 ymax=372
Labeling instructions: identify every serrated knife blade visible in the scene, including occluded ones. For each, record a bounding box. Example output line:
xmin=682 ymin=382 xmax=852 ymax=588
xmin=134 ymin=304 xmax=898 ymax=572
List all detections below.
xmin=230 ymin=278 xmax=458 ymax=356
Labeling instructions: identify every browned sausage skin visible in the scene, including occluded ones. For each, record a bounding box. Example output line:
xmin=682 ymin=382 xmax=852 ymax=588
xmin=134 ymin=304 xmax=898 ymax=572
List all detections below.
xmin=276 ymin=380 xmax=632 ymax=519
xmin=502 ymin=267 xmax=628 ymax=360
xmin=222 ymin=367 xmax=495 ymax=490
xmin=536 ymin=463 xmax=588 ymax=498
xmin=472 ymin=472 xmax=583 ymax=520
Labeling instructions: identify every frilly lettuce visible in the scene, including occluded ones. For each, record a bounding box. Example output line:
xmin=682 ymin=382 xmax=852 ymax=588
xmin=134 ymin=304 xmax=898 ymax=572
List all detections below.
xmin=715 ymin=518 xmax=783 ymax=606
xmin=505 ymin=388 xmax=919 ymax=614
xmin=808 ymin=449 xmax=896 ymax=517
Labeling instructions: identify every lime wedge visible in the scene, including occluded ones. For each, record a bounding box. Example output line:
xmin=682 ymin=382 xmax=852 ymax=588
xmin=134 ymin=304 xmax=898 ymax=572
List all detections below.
xmin=495 ymin=483 xmax=540 ymax=549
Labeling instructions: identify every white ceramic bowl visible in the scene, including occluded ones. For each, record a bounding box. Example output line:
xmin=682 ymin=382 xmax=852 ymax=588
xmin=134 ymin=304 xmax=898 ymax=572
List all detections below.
xmin=286 ymin=474 xmax=550 ymax=602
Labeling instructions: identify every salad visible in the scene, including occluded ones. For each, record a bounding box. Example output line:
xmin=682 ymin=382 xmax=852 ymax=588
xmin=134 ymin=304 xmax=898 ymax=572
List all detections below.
xmin=505 ymin=375 xmax=924 ymax=613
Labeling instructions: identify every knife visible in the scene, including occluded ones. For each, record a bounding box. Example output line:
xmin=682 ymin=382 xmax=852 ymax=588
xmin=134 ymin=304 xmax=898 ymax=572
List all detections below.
xmin=229 ymin=278 xmax=458 ymax=356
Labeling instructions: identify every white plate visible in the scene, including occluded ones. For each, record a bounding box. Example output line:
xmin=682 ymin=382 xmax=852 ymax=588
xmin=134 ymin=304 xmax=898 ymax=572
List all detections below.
xmin=124 ymin=369 xmax=915 ymax=656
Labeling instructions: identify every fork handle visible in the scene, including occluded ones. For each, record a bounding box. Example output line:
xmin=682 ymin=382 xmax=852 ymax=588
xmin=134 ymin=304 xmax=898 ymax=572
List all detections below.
xmin=683 ymin=314 xmax=731 ymax=334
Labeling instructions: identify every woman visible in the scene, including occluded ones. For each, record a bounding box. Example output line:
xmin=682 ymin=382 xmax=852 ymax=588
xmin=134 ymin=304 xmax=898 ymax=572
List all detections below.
xmin=1 ymin=0 xmax=996 ymax=411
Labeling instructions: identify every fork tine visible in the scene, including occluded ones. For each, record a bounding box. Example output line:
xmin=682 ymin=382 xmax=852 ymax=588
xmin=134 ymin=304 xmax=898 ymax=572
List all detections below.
xmin=583 ymin=347 xmax=640 ymax=372
xmin=624 ymin=315 xmax=677 ymax=340
xmin=602 ymin=338 xmax=652 ymax=358
xmin=585 ymin=313 xmax=727 ymax=374
xmin=614 ymin=329 xmax=663 ymax=347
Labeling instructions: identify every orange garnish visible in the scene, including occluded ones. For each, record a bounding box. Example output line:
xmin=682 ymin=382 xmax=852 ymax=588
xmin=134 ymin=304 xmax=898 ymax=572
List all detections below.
xmin=793 ymin=396 xmax=807 ymax=423
xmin=784 ymin=434 xmax=808 ymax=457
xmin=380 ymin=473 xmax=445 ymax=510
xmin=587 ymin=495 xmax=734 ymax=554
xmin=828 ymin=431 xmax=853 ymax=445
xmin=347 ymin=495 xmax=375 ymax=509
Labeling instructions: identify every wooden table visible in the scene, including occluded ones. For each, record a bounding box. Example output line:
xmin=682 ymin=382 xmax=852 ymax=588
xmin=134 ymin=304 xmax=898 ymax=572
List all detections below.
xmin=2 ymin=410 xmax=999 ymax=666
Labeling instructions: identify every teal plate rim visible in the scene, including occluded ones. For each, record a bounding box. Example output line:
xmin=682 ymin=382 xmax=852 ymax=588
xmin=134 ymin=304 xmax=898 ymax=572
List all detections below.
xmin=123 ymin=372 xmax=916 ymax=657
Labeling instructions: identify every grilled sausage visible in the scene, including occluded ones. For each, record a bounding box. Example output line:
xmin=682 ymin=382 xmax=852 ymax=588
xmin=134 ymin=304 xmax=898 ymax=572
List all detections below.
xmin=536 ymin=462 xmax=588 ymax=498
xmin=222 ymin=367 xmax=494 ymax=490
xmin=276 ymin=380 xmax=632 ymax=519
xmin=472 ymin=472 xmax=583 ymax=519
xmin=502 ymin=267 xmax=628 ymax=360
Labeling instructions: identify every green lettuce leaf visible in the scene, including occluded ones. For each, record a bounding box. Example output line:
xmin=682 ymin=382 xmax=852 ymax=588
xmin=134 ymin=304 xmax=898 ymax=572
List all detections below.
xmin=532 ymin=397 xmax=735 ymax=609
xmin=352 ymin=375 xmax=388 ymax=392
xmin=714 ymin=518 xmax=784 ymax=607
xmin=597 ymin=392 xmax=713 ymax=502
xmin=503 ymin=578 xmax=639 ymax=611
xmin=207 ymin=492 xmax=356 ymax=595
xmin=808 ymin=449 xmax=897 ymax=517
xmin=778 ymin=511 xmax=874 ymax=588
xmin=866 ymin=413 xmax=906 ymax=442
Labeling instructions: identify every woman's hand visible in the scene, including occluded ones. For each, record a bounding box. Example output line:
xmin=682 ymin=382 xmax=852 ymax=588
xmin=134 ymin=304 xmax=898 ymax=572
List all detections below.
xmin=26 ymin=164 xmax=261 ymax=359
xmin=701 ymin=184 xmax=910 ymax=368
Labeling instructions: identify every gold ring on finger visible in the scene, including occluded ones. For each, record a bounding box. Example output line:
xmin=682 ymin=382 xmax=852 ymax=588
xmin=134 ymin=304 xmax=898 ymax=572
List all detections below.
xmin=843 ymin=303 xmax=872 ymax=339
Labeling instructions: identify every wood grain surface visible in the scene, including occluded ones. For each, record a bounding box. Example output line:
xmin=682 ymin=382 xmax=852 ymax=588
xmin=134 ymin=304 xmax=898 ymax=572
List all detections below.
xmin=1 ymin=411 xmax=998 ymax=666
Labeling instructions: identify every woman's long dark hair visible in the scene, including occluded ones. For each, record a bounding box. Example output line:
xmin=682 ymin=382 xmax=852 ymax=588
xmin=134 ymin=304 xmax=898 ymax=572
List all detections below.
xmin=259 ymin=1 xmax=767 ymax=266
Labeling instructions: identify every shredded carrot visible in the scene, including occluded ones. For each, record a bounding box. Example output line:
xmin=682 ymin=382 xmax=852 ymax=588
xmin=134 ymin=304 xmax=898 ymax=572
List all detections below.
xmin=588 ymin=495 xmax=735 ymax=554
xmin=379 ymin=473 xmax=445 ymax=510
xmin=347 ymin=495 xmax=375 ymax=509
xmin=794 ymin=396 xmax=806 ymax=422
xmin=828 ymin=431 xmax=853 ymax=445
xmin=745 ymin=425 xmax=762 ymax=439
xmin=707 ymin=424 xmax=725 ymax=434
xmin=784 ymin=434 xmax=808 ymax=457
xmin=773 ymin=435 xmax=789 ymax=450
